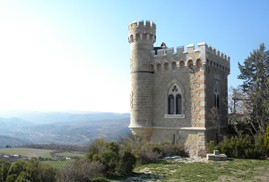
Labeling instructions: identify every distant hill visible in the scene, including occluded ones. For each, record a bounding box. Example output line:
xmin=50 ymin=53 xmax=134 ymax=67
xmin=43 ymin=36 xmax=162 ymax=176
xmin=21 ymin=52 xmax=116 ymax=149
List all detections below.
xmin=0 ymin=135 xmax=29 ymax=148
xmin=0 ymin=111 xmax=130 ymax=146
xmin=0 ymin=111 xmax=130 ymax=124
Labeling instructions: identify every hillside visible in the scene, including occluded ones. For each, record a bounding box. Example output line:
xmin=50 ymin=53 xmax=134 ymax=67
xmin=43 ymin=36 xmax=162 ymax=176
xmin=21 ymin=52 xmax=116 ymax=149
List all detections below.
xmin=0 ymin=111 xmax=130 ymax=146
xmin=0 ymin=136 xmax=29 ymax=148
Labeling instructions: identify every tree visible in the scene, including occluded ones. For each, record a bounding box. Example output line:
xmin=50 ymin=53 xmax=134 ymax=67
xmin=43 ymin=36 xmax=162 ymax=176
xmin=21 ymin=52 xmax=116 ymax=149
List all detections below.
xmin=228 ymin=86 xmax=255 ymax=135
xmin=2 ymin=159 xmax=56 ymax=182
xmin=238 ymin=43 xmax=269 ymax=133
xmin=0 ymin=160 xmax=11 ymax=182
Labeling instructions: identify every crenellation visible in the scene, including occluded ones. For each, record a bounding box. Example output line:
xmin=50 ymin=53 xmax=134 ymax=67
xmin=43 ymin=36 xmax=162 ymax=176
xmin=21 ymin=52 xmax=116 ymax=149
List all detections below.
xmin=152 ymin=43 xmax=230 ymax=72
xmin=151 ymin=42 xmax=230 ymax=73
xmin=129 ymin=20 xmax=156 ymax=29
xmin=176 ymin=46 xmax=184 ymax=54
xmin=166 ymin=47 xmax=174 ymax=55
xmin=216 ymin=50 xmax=220 ymax=56
xmin=187 ymin=44 xmax=195 ymax=52
xmin=128 ymin=20 xmax=156 ymax=43
xmin=212 ymin=48 xmax=216 ymax=55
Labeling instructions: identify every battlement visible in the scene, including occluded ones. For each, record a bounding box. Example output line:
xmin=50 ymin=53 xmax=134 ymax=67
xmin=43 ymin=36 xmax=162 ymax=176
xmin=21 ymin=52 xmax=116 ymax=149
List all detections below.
xmin=151 ymin=43 xmax=230 ymax=73
xmin=152 ymin=43 xmax=229 ymax=62
xmin=129 ymin=20 xmax=156 ymax=30
xmin=128 ymin=20 xmax=156 ymax=43
xmin=152 ymin=46 xmax=186 ymax=57
xmin=204 ymin=43 xmax=230 ymax=62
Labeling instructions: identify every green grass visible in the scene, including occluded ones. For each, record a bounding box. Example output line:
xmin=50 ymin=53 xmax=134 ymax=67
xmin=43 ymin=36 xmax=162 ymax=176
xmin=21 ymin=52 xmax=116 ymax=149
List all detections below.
xmin=0 ymin=148 xmax=54 ymax=158
xmin=130 ymin=158 xmax=269 ymax=182
xmin=57 ymin=151 xmax=85 ymax=158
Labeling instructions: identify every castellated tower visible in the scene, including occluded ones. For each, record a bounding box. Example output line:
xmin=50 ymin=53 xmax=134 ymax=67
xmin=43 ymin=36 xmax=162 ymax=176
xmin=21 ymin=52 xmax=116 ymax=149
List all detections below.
xmin=128 ymin=20 xmax=230 ymax=156
xmin=128 ymin=21 xmax=156 ymax=139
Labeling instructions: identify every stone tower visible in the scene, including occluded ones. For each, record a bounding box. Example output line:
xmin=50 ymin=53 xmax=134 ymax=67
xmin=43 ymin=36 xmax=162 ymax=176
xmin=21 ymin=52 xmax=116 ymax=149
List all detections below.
xmin=128 ymin=20 xmax=230 ymax=156
xmin=128 ymin=21 xmax=156 ymax=139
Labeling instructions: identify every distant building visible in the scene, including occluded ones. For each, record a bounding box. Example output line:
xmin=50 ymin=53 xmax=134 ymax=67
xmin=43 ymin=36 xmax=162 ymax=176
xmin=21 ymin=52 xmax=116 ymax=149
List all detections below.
xmin=128 ymin=20 xmax=230 ymax=156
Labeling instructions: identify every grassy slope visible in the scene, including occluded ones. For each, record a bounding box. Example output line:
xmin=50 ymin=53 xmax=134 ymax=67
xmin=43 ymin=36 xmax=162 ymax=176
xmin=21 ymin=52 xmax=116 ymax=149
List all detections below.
xmin=122 ymin=158 xmax=269 ymax=182
xmin=0 ymin=148 xmax=54 ymax=158
xmin=57 ymin=152 xmax=85 ymax=158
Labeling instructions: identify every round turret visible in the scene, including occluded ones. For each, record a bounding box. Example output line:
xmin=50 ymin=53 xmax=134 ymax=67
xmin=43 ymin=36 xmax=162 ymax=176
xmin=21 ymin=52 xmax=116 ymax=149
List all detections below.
xmin=128 ymin=20 xmax=156 ymax=44
xmin=128 ymin=20 xmax=156 ymax=140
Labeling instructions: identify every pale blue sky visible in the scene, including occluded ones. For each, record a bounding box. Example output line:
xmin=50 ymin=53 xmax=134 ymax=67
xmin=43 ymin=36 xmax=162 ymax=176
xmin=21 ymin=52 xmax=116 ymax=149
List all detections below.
xmin=0 ymin=0 xmax=268 ymax=112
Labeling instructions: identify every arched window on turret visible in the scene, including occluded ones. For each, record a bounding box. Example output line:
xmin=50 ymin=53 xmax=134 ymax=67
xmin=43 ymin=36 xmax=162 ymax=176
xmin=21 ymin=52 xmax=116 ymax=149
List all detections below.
xmin=167 ymin=85 xmax=183 ymax=115
xmin=176 ymin=94 xmax=182 ymax=114
xmin=214 ymin=83 xmax=220 ymax=110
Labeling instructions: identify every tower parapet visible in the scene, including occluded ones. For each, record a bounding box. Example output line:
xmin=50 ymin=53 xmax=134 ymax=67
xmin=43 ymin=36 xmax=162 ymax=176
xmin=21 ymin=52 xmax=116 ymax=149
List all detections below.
xmin=151 ymin=43 xmax=230 ymax=74
xmin=128 ymin=21 xmax=156 ymax=43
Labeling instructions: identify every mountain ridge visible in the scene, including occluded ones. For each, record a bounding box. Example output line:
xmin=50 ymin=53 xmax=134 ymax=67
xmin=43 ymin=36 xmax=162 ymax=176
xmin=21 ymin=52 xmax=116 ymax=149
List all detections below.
xmin=0 ymin=111 xmax=130 ymax=147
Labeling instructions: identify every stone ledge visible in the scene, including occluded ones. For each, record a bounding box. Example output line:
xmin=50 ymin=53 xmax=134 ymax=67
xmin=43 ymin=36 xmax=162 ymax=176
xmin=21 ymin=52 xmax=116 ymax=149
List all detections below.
xmin=164 ymin=114 xmax=185 ymax=118
xmin=206 ymin=150 xmax=227 ymax=161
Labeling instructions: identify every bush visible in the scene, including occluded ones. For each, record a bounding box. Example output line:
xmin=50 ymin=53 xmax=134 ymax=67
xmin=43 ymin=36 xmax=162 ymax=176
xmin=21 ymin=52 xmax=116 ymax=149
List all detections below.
xmin=1 ymin=159 xmax=56 ymax=182
xmin=130 ymin=142 xmax=187 ymax=165
xmin=58 ymin=159 xmax=104 ymax=182
xmin=116 ymin=149 xmax=136 ymax=176
xmin=156 ymin=143 xmax=187 ymax=157
xmin=87 ymin=139 xmax=136 ymax=177
xmin=208 ymin=134 xmax=267 ymax=159
xmin=86 ymin=136 xmax=187 ymax=178
xmin=135 ymin=144 xmax=161 ymax=165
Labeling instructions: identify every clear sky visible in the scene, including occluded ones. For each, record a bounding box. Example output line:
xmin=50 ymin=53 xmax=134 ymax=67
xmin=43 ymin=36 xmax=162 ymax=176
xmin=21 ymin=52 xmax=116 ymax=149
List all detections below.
xmin=0 ymin=0 xmax=268 ymax=113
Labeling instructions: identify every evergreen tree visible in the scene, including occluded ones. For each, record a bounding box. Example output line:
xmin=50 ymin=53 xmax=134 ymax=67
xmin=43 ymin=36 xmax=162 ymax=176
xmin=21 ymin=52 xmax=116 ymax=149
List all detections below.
xmin=238 ymin=43 xmax=269 ymax=133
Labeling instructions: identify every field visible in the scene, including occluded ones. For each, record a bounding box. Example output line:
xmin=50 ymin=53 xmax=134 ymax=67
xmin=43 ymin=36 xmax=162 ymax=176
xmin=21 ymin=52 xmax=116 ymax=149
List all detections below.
xmin=0 ymin=148 xmax=53 ymax=158
xmin=120 ymin=158 xmax=269 ymax=182
xmin=57 ymin=151 xmax=85 ymax=158
xmin=0 ymin=148 xmax=86 ymax=170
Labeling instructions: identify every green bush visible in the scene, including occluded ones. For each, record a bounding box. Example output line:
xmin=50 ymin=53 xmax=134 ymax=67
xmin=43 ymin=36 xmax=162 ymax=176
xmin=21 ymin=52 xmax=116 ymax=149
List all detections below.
xmin=86 ymin=136 xmax=187 ymax=178
xmin=130 ymin=142 xmax=187 ymax=165
xmin=87 ymin=139 xmax=136 ymax=177
xmin=58 ymin=159 xmax=104 ymax=182
xmin=207 ymin=140 xmax=219 ymax=153
xmin=208 ymin=134 xmax=267 ymax=159
xmin=0 ymin=159 xmax=56 ymax=182
xmin=0 ymin=160 xmax=11 ymax=182
xmin=116 ymin=149 xmax=136 ymax=176
xmin=156 ymin=143 xmax=187 ymax=157
xmin=135 ymin=144 xmax=161 ymax=165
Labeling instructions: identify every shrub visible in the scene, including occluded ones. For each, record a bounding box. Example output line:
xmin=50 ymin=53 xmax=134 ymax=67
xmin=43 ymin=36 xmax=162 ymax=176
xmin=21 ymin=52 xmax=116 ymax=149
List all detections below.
xmin=116 ymin=149 xmax=136 ymax=176
xmin=156 ymin=143 xmax=187 ymax=157
xmin=87 ymin=139 xmax=136 ymax=177
xmin=208 ymin=134 xmax=267 ymax=159
xmin=58 ymin=159 xmax=104 ymax=182
xmin=0 ymin=160 xmax=11 ymax=182
xmin=135 ymin=144 xmax=161 ymax=165
xmin=1 ymin=159 xmax=56 ymax=182
xmin=207 ymin=140 xmax=219 ymax=153
xmin=86 ymin=137 xmax=187 ymax=178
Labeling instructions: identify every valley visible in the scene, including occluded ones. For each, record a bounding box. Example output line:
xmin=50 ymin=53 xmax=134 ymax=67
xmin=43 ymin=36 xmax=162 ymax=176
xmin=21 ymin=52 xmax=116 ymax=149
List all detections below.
xmin=0 ymin=111 xmax=130 ymax=147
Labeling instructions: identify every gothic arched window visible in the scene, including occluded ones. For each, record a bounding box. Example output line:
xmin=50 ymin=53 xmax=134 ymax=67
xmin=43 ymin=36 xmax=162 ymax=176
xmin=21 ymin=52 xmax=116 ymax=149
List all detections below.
xmin=168 ymin=85 xmax=183 ymax=115
xmin=176 ymin=94 xmax=182 ymax=114
xmin=168 ymin=95 xmax=174 ymax=114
